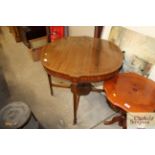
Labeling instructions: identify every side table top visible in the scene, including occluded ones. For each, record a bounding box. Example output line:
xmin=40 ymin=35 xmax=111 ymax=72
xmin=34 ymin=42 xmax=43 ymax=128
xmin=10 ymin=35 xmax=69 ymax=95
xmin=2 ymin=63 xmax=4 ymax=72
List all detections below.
xmin=104 ymin=72 xmax=155 ymax=112
xmin=41 ymin=37 xmax=123 ymax=82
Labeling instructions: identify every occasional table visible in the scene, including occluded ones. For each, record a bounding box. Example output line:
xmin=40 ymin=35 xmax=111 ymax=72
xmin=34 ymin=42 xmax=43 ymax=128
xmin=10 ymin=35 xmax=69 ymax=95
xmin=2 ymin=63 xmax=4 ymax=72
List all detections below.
xmin=41 ymin=36 xmax=123 ymax=124
xmin=104 ymin=72 xmax=155 ymax=128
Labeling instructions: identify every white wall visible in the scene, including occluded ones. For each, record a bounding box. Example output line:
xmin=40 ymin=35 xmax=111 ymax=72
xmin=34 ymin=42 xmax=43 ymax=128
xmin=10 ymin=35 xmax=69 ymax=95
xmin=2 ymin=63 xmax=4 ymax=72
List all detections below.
xmin=101 ymin=26 xmax=112 ymax=39
xmin=125 ymin=27 xmax=155 ymax=38
xmin=69 ymin=26 xmax=155 ymax=39
xmin=69 ymin=26 xmax=94 ymax=37
xmin=102 ymin=26 xmax=155 ymax=39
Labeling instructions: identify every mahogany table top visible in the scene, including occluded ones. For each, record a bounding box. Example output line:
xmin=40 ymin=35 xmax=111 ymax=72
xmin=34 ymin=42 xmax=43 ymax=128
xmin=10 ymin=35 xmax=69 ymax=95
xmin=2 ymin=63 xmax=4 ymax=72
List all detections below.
xmin=41 ymin=37 xmax=123 ymax=82
xmin=104 ymin=72 xmax=155 ymax=112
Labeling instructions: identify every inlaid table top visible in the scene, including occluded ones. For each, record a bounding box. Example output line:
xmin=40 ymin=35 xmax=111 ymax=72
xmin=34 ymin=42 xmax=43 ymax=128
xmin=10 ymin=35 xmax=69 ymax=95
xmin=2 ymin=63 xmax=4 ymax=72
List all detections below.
xmin=104 ymin=72 xmax=155 ymax=112
xmin=41 ymin=37 xmax=123 ymax=83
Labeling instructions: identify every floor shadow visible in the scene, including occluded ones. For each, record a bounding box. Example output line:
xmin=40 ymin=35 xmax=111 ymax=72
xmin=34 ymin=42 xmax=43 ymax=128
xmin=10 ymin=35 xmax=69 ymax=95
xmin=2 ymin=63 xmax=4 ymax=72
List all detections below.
xmin=0 ymin=44 xmax=11 ymax=109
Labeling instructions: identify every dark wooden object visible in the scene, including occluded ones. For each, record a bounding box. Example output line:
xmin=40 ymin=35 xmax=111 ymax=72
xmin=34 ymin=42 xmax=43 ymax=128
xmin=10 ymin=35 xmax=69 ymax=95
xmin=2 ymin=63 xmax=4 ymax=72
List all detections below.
xmin=10 ymin=26 xmax=47 ymax=48
xmin=41 ymin=37 xmax=123 ymax=124
xmin=18 ymin=26 xmax=47 ymax=48
xmin=9 ymin=27 xmax=22 ymax=42
xmin=94 ymin=26 xmax=104 ymax=38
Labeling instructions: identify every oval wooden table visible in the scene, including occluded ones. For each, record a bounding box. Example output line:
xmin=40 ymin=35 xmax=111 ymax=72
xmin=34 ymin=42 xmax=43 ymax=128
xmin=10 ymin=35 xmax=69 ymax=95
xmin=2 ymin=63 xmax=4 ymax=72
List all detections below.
xmin=104 ymin=72 xmax=155 ymax=128
xmin=41 ymin=36 xmax=123 ymax=124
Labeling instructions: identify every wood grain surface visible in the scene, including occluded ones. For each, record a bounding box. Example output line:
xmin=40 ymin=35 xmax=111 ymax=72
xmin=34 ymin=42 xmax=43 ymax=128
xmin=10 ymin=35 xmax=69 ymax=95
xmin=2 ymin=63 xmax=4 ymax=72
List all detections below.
xmin=104 ymin=72 xmax=155 ymax=112
xmin=41 ymin=36 xmax=123 ymax=82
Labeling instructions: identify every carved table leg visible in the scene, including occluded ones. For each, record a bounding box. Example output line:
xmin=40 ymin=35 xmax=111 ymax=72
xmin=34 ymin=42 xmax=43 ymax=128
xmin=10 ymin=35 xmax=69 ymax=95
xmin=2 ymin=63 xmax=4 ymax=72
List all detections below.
xmin=104 ymin=115 xmax=123 ymax=125
xmin=47 ymin=73 xmax=53 ymax=95
xmin=103 ymin=98 xmax=127 ymax=128
xmin=71 ymin=83 xmax=80 ymax=124
xmin=104 ymin=113 xmax=127 ymax=129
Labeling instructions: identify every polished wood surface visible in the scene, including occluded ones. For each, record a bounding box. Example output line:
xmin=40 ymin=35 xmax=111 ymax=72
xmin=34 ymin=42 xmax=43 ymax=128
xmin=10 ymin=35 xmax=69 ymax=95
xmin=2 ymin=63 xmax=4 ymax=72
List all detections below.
xmin=104 ymin=72 xmax=155 ymax=112
xmin=41 ymin=36 xmax=123 ymax=124
xmin=41 ymin=37 xmax=123 ymax=83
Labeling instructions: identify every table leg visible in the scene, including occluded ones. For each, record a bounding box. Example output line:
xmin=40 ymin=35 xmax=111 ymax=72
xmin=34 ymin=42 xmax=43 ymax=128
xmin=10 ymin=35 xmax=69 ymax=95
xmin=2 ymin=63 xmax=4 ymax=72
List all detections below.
xmin=71 ymin=83 xmax=80 ymax=124
xmin=47 ymin=73 xmax=53 ymax=95
xmin=103 ymin=113 xmax=126 ymax=129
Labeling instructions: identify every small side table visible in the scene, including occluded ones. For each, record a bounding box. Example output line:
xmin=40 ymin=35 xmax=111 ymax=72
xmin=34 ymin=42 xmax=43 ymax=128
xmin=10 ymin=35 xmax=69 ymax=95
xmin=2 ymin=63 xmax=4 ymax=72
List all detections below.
xmin=103 ymin=72 xmax=155 ymax=128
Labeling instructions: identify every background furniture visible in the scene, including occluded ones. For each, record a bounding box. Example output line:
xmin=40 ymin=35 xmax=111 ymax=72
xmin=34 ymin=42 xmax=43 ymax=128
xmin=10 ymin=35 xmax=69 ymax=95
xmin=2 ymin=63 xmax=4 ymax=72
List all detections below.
xmin=9 ymin=26 xmax=48 ymax=61
xmin=18 ymin=26 xmax=47 ymax=48
xmin=103 ymin=72 xmax=155 ymax=128
xmin=9 ymin=26 xmax=47 ymax=48
xmin=9 ymin=26 xmax=22 ymax=42
xmin=94 ymin=26 xmax=104 ymax=38
xmin=41 ymin=36 xmax=123 ymax=124
xmin=9 ymin=26 xmax=69 ymax=61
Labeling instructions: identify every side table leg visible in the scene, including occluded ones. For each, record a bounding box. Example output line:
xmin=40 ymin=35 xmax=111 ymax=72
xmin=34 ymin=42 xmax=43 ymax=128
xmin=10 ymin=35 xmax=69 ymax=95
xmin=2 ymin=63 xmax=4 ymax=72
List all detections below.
xmin=47 ymin=73 xmax=53 ymax=95
xmin=71 ymin=83 xmax=80 ymax=125
xmin=104 ymin=113 xmax=127 ymax=129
